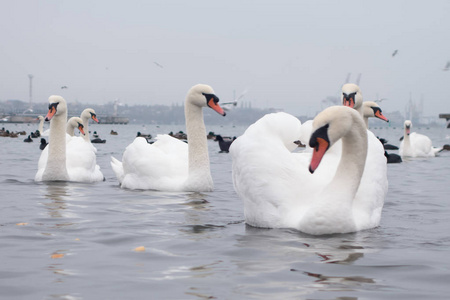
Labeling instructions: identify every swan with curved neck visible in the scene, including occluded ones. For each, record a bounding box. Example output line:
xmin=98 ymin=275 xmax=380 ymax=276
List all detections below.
xmin=111 ymin=84 xmax=226 ymax=191
xmin=362 ymin=101 xmax=389 ymax=128
xmin=66 ymin=117 xmax=85 ymax=136
xmin=231 ymin=106 xmax=377 ymax=235
xmin=80 ymin=108 xmax=99 ymax=142
xmin=35 ymin=95 xmax=69 ymax=181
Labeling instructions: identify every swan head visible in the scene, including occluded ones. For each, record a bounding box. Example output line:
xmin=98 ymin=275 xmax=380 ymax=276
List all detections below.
xmin=81 ymin=108 xmax=99 ymax=123
xmin=45 ymin=95 xmax=67 ymax=121
xmin=67 ymin=117 xmax=85 ymax=135
xmin=309 ymin=106 xmax=360 ymax=173
xmin=187 ymin=84 xmax=226 ymax=116
xmin=341 ymin=83 xmax=363 ymax=110
xmin=404 ymin=120 xmax=412 ymax=135
xmin=363 ymin=101 xmax=389 ymax=122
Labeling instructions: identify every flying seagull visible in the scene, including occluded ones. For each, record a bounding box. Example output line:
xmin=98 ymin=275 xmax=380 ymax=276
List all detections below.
xmin=443 ymin=61 xmax=450 ymax=71
xmin=154 ymin=62 xmax=164 ymax=68
xmin=392 ymin=50 xmax=398 ymax=57
xmin=222 ymin=89 xmax=249 ymax=111
xmin=61 ymin=86 xmax=68 ymax=89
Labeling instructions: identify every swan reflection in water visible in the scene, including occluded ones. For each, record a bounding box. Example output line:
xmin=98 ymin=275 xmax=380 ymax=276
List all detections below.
xmin=39 ymin=181 xmax=80 ymax=226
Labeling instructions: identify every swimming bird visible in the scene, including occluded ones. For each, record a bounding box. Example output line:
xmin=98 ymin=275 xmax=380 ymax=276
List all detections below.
xmin=80 ymin=108 xmax=99 ymax=143
xmin=23 ymin=135 xmax=33 ymax=142
xmin=111 ymin=84 xmax=226 ymax=191
xmin=384 ymin=151 xmax=402 ymax=163
xmin=66 ymin=117 xmax=85 ymax=137
xmin=215 ymin=135 xmax=234 ymax=153
xmin=35 ymin=96 xmax=70 ymax=181
xmin=231 ymin=106 xmax=386 ymax=235
xmin=35 ymin=97 xmax=104 ymax=182
xmin=399 ymin=120 xmax=442 ymax=157
xmin=39 ymin=138 xmax=48 ymax=150
xmin=362 ymin=101 xmax=389 ymax=128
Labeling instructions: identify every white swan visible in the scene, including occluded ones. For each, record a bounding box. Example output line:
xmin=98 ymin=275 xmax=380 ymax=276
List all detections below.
xmin=362 ymin=101 xmax=389 ymax=128
xmin=80 ymin=108 xmax=99 ymax=142
xmin=35 ymin=99 xmax=104 ymax=182
xmin=35 ymin=96 xmax=70 ymax=181
xmin=231 ymin=106 xmax=386 ymax=235
xmin=399 ymin=120 xmax=441 ymax=157
xmin=111 ymin=84 xmax=226 ymax=191
xmin=66 ymin=117 xmax=85 ymax=136
xmin=37 ymin=115 xmax=45 ymax=134
xmin=342 ymin=83 xmax=364 ymax=115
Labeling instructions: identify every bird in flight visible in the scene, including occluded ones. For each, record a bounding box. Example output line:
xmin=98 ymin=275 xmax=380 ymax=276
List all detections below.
xmin=154 ymin=62 xmax=164 ymax=68
xmin=443 ymin=61 xmax=450 ymax=71
xmin=61 ymin=86 xmax=68 ymax=89
xmin=392 ymin=50 xmax=398 ymax=57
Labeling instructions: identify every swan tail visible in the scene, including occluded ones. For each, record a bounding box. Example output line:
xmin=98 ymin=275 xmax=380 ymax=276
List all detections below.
xmin=110 ymin=156 xmax=124 ymax=184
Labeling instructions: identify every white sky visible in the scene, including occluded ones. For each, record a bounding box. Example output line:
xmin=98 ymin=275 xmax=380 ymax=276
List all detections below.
xmin=1 ymin=0 xmax=449 ymax=117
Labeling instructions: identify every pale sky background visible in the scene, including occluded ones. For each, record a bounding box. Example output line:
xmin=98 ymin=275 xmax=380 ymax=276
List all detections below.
xmin=1 ymin=0 xmax=449 ymax=117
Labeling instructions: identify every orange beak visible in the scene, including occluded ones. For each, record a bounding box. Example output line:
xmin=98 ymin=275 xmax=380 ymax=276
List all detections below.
xmin=309 ymin=137 xmax=329 ymax=173
xmin=92 ymin=115 xmax=99 ymax=123
xmin=343 ymin=97 xmax=355 ymax=108
xmin=208 ymin=98 xmax=226 ymax=116
xmin=45 ymin=105 xmax=57 ymax=121
xmin=375 ymin=110 xmax=389 ymax=122
xmin=78 ymin=124 xmax=85 ymax=135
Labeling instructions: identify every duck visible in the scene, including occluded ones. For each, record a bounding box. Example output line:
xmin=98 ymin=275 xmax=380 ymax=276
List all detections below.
xmin=111 ymin=84 xmax=226 ymax=191
xmin=39 ymin=138 xmax=48 ymax=150
xmin=214 ymin=135 xmax=235 ymax=153
xmin=399 ymin=120 xmax=442 ymax=157
xmin=231 ymin=106 xmax=385 ymax=235
xmin=384 ymin=151 xmax=402 ymax=163
xmin=110 ymin=130 xmax=118 ymax=135
xmin=35 ymin=97 xmax=104 ymax=182
xmin=23 ymin=135 xmax=33 ymax=142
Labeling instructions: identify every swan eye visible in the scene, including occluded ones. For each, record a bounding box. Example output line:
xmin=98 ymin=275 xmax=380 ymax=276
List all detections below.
xmin=309 ymin=124 xmax=330 ymax=150
xmin=48 ymin=102 xmax=59 ymax=110
xmin=202 ymin=93 xmax=219 ymax=104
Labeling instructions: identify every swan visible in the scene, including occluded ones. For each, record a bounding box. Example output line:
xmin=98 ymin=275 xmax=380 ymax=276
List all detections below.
xmin=342 ymin=83 xmax=363 ymax=115
xmin=362 ymin=101 xmax=389 ymax=128
xmin=37 ymin=115 xmax=45 ymax=135
xmin=35 ymin=96 xmax=70 ymax=181
xmin=35 ymin=98 xmax=104 ymax=182
xmin=66 ymin=117 xmax=85 ymax=136
xmin=399 ymin=120 xmax=441 ymax=157
xmin=231 ymin=106 xmax=385 ymax=235
xmin=111 ymin=84 xmax=226 ymax=191
xmin=80 ymin=108 xmax=99 ymax=142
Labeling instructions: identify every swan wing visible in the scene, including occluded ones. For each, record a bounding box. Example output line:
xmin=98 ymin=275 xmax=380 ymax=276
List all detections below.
xmin=119 ymin=135 xmax=188 ymax=190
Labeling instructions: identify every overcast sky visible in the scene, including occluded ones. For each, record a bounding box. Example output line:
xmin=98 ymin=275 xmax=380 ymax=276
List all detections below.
xmin=1 ymin=0 xmax=449 ymax=117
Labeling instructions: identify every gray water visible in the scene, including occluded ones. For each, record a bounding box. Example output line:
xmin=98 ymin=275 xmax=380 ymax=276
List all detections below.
xmin=1 ymin=121 xmax=450 ymax=300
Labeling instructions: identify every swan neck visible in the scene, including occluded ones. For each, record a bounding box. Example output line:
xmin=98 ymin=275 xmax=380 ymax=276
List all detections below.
xmin=330 ymin=117 xmax=367 ymax=197
xmin=185 ymin=102 xmax=211 ymax=182
xmin=43 ymin=112 xmax=69 ymax=181
xmin=38 ymin=119 xmax=44 ymax=133
xmin=364 ymin=116 xmax=369 ymax=129
xmin=66 ymin=123 xmax=74 ymax=136
xmin=82 ymin=116 xmax=91 ymax=142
